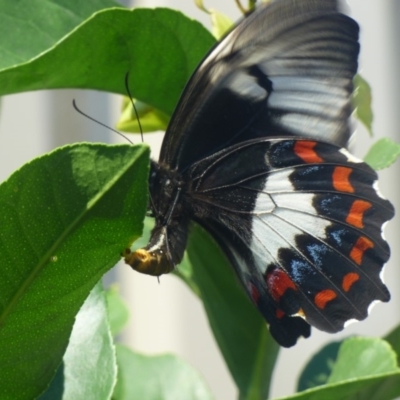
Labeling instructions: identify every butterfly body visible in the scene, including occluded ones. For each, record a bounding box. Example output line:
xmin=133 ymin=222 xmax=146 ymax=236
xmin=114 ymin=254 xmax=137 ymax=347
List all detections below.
xmin=125 ymin=160 xmax=190 ymax=275
xmin=125 ymin=0 xmax=394 ymax=347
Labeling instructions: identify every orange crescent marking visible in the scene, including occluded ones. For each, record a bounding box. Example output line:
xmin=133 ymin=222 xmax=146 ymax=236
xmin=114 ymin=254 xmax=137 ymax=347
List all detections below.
xmin=350 ymin=236 xmax=374 ymax=265
xmin=346 ymin=200 xmax=373 ymax=228
xmin=332 ymin=166 xmax=354 ymax=193
xmin=267 ymin=269 xmax=297 ymax=301
xmin=342 ymin=272 xmax=360 ymax=292
xmin=294 ymin=141 xmax=323 ymax=163
xmin=314 ymin=289 xmax=337 ymax=309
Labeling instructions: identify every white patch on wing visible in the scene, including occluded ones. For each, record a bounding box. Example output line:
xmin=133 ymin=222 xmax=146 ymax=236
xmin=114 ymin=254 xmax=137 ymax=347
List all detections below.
xmin=265 ymin=214 xmax=305 ymax=245
xmin=273 ymin=208 xmax=330 ymax=240
xmin=263 ymin=168 xmax=295 ymax=193
xmin=227 ymin=72 xmax=268 ymax=101
xmin=250 ymin=168 xmax=333 ymax=275
xmin=251 ymin=213 xmax=312 ymax=275
xmin=272 ymin=193 xmax=318 ymax=216
xmin=148 ymin=228 xmax=166 ymax=252
xmin=271 ymin=76 xmax=348 ymax=98
xmin=253 ymin=192 xmax=275 ymax=214
xmin=268 ymin=91 xmax=345 ymax=119
xmin=250 ymin=215 xmax=286 ymax=271
xmin=278 ymin=113 xmax=346 ymax=139
xmin=339 ymin=148 xmax=363 ymax=163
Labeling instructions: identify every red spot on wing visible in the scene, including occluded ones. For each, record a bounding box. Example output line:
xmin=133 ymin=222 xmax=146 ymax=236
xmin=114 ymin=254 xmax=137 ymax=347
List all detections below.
xmin=276 ymin=309 xmax=285 ymax=319
xmin=314 ymin=289 xmax=337 ymax=309
xmin=350 ymin=236 xmax=374 ymax=265
xmin=342 ymin=272 xmax=360 ymax=292
xmin=345 ymin=200 xmax=372 ymax=228
xmin=332 ymin=166 xmax=354 ymax=193
xmin=249 ymin=282 xmax=260 ymax=304
xmin=294 ymin=141 xmax=323 ymax=163
xmin=267 ymin=268 xmax=297 ymax=301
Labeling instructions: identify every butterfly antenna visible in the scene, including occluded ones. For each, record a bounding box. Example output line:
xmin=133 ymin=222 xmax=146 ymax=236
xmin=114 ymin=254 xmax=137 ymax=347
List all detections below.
xmin=124 ymin=72 xmax=144 ymax=143
xmin=72 ymin=100 xmax=134 ymax=145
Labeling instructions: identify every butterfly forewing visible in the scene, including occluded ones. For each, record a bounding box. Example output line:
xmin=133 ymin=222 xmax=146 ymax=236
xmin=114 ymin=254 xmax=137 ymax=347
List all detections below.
xmin=160 ymin=0 xmax=359 ymax=171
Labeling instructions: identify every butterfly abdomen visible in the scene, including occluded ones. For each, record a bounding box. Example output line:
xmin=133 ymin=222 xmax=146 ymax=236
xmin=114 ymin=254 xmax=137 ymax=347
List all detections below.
xmin=125 ymin=162 xmax=190 ymax=276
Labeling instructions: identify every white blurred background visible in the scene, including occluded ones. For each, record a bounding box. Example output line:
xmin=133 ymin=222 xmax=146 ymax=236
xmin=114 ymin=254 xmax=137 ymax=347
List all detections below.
xmin=0 ymin=1 xmax=398 ymax=399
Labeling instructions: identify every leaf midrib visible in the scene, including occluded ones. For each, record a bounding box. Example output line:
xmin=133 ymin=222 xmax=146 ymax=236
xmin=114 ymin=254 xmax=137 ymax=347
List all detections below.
xmin=0 ymin=145 xmax=148 ymax=328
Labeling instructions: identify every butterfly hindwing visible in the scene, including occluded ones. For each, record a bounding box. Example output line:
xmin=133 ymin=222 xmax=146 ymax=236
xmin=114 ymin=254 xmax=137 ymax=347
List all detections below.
xmin=185 ymin=138 xmax=393 ymax=346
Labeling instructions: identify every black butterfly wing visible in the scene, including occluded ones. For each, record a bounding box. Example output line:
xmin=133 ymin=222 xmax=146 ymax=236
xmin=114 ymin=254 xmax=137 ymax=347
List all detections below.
xmin=160 ymin=0 xmax=359 ymax=171
xmin=185 ymin=138 xmax=393 ymax=347
xmin=125 ymin=0 xmax=394 ymax=346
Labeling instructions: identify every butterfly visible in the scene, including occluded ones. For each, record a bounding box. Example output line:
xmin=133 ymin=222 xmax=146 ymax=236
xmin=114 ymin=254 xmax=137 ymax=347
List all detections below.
xmin=124 ymin=0 xmax=394 ymax=347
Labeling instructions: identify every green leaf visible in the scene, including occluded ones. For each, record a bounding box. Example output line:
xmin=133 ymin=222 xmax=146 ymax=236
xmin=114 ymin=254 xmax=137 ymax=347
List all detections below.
xmin=39 ymin=281 xmax=117 ymax=399
xmin=277 ymin=372 xmax=400 ymax=400
xmin=385 ymin=323 xmax=400 ymax=365
xmin=0 ymin=143 xmax=149 ymax=400
xmin=0 ymin=8 xmax=215 ymax=116
xmin=297 ymin=341 xmax=342 ymax=391
xmin=364 ymin=137 xmax=400 ymax=170
xmin=277 ymin=338 xmax=400 ymax=400
xmin=353 ymin=74 xmax=374 ymax=135
xmin=210 ymin=9 xmax=234 ymax=39
xmin=173 ymin=251 xmax=202 ymax=298
xmin=106 ymin=284 xmax=130 ymax=336
xmin=116 ymin=98 xmax=170 ymax=133
xmin=328 ymin=337 xmax=398 ymax=383
xmin=0 ymin=0 xmax=119 ymax=70
xmin=183 ymin=224 xmax=279 ymax=400
xmin=112 ymin=344 xmax=214 ymax=400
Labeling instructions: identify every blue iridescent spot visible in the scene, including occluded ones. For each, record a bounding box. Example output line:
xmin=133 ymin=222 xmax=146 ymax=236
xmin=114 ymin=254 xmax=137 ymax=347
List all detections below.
xmin=290 ymin=259 xmax=316 ymax=283
xmin=299 ymin=165 xmax=321 ymax=176
xmin=306 ymin=243 xmax=328 ymax=268
xmin=330 ymin=229 xmax=346 ymax=246
xmin=320 ymin=195 xmax=341 ymax=208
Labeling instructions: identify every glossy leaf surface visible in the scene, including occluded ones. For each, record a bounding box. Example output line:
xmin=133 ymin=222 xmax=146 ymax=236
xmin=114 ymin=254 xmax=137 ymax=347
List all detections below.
xmin=0 ymin=143 xmax=149 ymax=399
